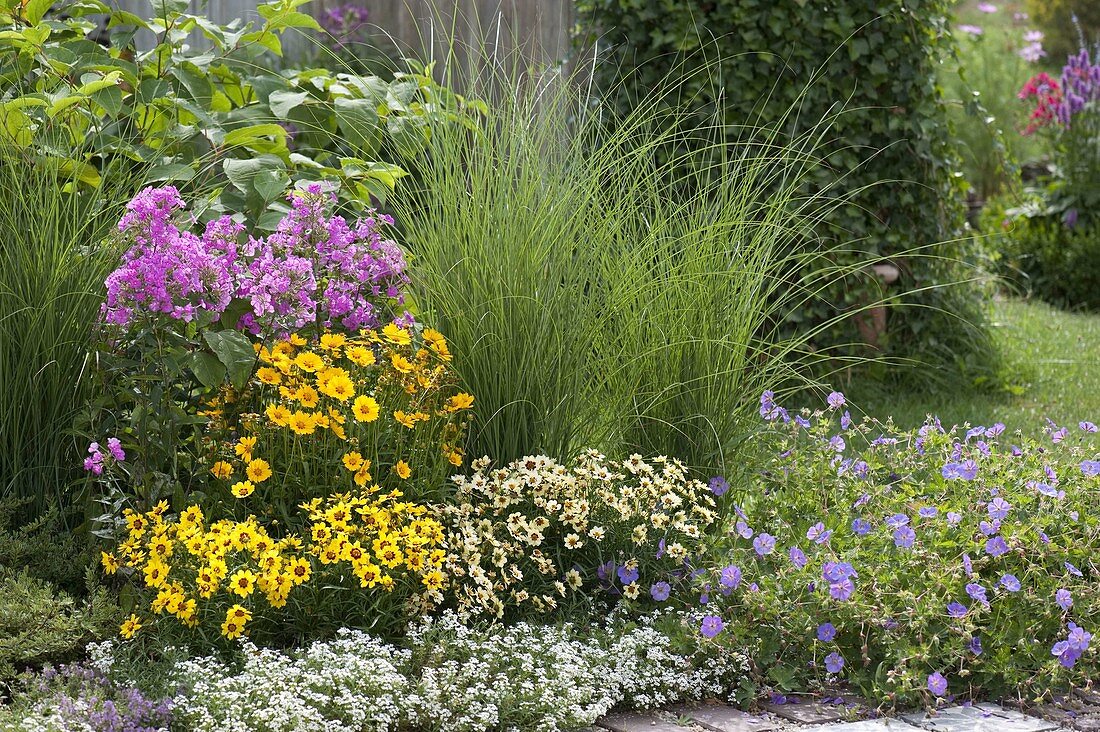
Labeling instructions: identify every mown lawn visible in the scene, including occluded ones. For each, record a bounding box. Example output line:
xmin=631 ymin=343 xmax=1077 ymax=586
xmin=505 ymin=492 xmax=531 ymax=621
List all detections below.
xmin=849 ymin=298 xmax=1100 ymax=432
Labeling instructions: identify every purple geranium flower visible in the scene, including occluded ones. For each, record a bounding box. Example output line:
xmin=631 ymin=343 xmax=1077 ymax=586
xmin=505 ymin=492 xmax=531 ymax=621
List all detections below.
xmin=919 ymin=506 xmax=939 ymax=519
xmin=708 ymin=476 xmax=730 ymax=496
xmin=807 ymin=523 xmax=832 ymax=544
xmin=886 ymin=513 xmax=910 ymax=528
xmin=700 ymin=615 xmax=724 ymax=639
xmin=947 ymin=601 xmax=969 ymax=618
xmin=1000 ymin=574 xmax=1021 ymax=592
xmin=966 ymin=582 xmax=989 ymax=607
xmin=827 ymin=391 xmax=845 ymax=409
xmin=946 ymin=511 xmax=962 ymax=526
xmin=753 ymin=533 xmax=776 ymax=556
xmin=789 ymin=546 xmax=808 ymax=570
xmin=650 ymin=581 xmax=671 ymax=601
xmin=824 ymin=652 xmax=845 ymax=673
xmin=851 ymin=518 xmax=872 ymax=535
xmin=893 ymin=526 xmax=916 ymax=549
xmin=617 ymin=566 xmax=639 ymax=585
xmin=988 ymin=497 xmax=1011 ymax=520
xmin=942 ymin=461 xmax=978 ymax=481
xmin=985 ymin=536 xmax=1009 ymax=557
xmin=1079 ymin=421 xmax=1097 ymax=433
xmin=962 ymin=553 xmax=974 ymax=577
xmin=927 ymin=672 xmax=948 ymax=696
xmin=968 ymin=636 xmax=983 ymax=656
xmin=817 ymin=622 xmax=837 ymax=642
xmin=1056 ymin=588 xmax=1073 ymax=611
xmin=736 ymin=520 xmax=754 ymax=539
xmin=720 ymin=565 xmax=742 ymax=589
xmin=829 ymin=579 xmax=855 ymax=601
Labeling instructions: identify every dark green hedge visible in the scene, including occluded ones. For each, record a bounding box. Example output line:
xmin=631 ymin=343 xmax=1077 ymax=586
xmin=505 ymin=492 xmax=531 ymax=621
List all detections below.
xmin=574 ymin=0 xmax=994 ymax=381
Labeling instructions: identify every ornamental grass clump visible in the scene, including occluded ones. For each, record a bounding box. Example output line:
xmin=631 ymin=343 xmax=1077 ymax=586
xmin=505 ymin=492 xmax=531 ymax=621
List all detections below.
xmin=676 ymin=391 xmax=1099 ymax=703
xmin=443 ymin=451 xmax=719 ymax=620
xmin=389 ymin=42 xmax=869 ymax=474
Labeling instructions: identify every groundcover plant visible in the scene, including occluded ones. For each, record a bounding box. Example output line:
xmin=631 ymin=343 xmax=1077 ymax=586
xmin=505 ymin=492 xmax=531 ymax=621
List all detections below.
xmin=672 ymin=392 xmax=1098 ymax=704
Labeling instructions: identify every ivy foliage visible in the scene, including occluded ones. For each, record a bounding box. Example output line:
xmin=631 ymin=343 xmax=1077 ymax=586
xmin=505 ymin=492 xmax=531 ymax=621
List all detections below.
xmin=574 ymin=0 xmax=994 ymax=381
xmin=0 ymin=0 xmax=482 ymax=226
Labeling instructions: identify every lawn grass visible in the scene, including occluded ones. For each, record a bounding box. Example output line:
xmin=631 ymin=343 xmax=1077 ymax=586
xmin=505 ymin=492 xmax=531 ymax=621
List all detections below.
xmin=847 ymin=298 xmax=1100 ymax=432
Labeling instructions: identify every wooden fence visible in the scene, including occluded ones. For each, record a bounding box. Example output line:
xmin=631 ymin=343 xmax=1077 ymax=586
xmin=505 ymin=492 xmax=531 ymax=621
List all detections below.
xmin=106 ymin=0 xmax=576 ymax=76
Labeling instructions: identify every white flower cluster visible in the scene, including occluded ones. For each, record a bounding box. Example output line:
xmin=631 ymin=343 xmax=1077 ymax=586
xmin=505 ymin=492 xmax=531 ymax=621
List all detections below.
xmin=106 ymin=610 xmax=749 ymax=732
xmin=171 ymin=631 xmax=410 ymax=732
xmin=445 ymin=451 xmax=718 ymax=619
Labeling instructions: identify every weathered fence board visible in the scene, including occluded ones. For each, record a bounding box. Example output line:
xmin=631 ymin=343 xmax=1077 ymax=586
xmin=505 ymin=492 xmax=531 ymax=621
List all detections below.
xmin=105 ymin=0 xmax=575 ymax=74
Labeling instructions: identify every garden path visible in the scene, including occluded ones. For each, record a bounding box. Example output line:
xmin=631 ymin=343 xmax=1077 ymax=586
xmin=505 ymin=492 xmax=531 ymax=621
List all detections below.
xmin=594 ymin=693 xmax=1100 ymax=732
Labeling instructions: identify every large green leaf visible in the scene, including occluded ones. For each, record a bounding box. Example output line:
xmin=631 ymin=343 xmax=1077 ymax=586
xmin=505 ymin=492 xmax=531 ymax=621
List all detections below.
xmin=268 ymin=89 xmax=308 ymax=119
xmin=334 ymin=97 xmax=380 ymax=156
xmin=203 ymin=330 xmax=256 ymax=390
xmin=223 ymin=154 xmax=286 ymax=194
xmin=189 ymin=351 xmax=226 ymax=389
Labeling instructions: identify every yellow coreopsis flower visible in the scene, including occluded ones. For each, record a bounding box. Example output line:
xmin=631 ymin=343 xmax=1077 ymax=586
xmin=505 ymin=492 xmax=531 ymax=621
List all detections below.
xmin=101 ymin=551 xmax=119 ymax=574
xmin=321 ymin=375 xmax=355 ymax=402
xmin=320 ymin=333 xmax=347 ymax=350
xmin=352 ymin=395 xmax=379 ymax=422
xmin=381 ymin=323 xmax=411 ymax=345
xmin=228 ymin=569 xmax=257 ymax=597
xmin=142 ymin=559 xmax=170 ymax=589
xmin=393 ymin=410 xmax=417 ymax=429
xmin=221 ymin=605 xmax=251 ymax=639
xmin=394 ymin=460 xmax=412 ymax=480
xmin=422 ymin=568 xmax=445 ymax=591
xmin=446 ymin=393 xmax=475 ymax=411
xmin=231 ymin=480 xmax=256 ymax=498
xmin=289 ymin=334 xmax=307 ymax=347
xmin=246 ymin=458 xmax=272 ymax=483
xmin=346 ymin=345 xmax=376 ymax=367
xmin=289 ymin=411 xmax=317 ymax=435
xmin=256 ymin=367 xmax=282 ymax=385
xmin=235 ymin=436 xmax=257 ymax=459
xmin=342 ymin=451 xmax=365 ymax=471
xmin=288 ymin=556 xmax=312 ymax=585
xmin=295 ymin=385 xmax=320 ymax=408
xmin=210 ymin=461 xmax=234 ymax=480
xmin=119 ymin=614 xmax=142 ymax=639
xmin=294 ymin=351 xmax=324 ymax=373
xmin=266 ymin=403 xmax=291 ymax=427
xmin=389 ymin=352 xmax=414 ymax=373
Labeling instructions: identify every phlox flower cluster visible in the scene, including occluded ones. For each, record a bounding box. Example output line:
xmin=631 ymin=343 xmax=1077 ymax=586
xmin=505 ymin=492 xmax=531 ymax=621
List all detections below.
xmin=443 ymin=451 xmax=718 ymax=619
xmin=104 ymin=187 xmax=237 ymax=329
xmin=101 ymin=185 xmax=410 ymax=338
xmin=83 ymin=437 xmax=125 ymax=475
xmin=698 ymin=391 xmax=1099 ymax=702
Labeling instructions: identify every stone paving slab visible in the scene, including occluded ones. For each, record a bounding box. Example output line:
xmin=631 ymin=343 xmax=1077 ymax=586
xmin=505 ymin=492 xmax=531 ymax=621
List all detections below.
xmin=598 ymin=712 xmax=694 ymax=732
xmin=668 ymin=703 xmax=776 ymax=732
xmin=763 ymin=698 xmax=845 ymax=725
xmin=814 ymin=719 xmax=925 ymax=732
xmin=902 ymin=704 xmax=1060 ymax=732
